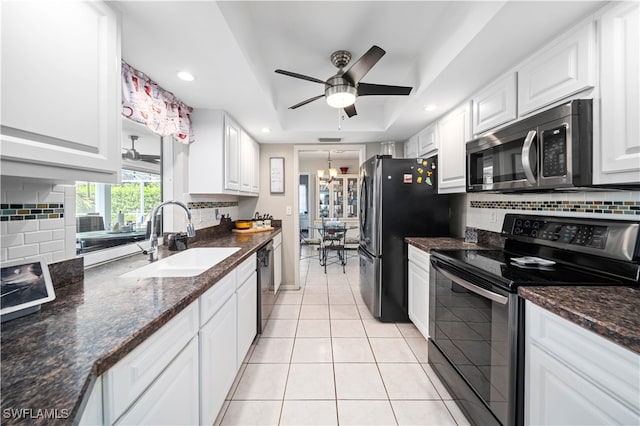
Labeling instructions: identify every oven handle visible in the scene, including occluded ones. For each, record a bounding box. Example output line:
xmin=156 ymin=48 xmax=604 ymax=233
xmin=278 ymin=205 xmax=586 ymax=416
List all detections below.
xmin=433 ymin=263 xmax=508 ymax=305
xmin=521 ymin=130 xmax=537 ymax=185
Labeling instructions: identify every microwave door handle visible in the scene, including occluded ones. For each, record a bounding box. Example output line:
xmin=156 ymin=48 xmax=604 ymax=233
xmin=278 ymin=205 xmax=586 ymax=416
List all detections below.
xmin=521 ymin=130 xmax=537 ymax=185
xmin=435 ymin=264 xmax=508 ymax=305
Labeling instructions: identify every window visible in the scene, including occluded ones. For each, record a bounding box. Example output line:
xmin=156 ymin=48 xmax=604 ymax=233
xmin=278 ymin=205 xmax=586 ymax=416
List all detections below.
xmin=75 ymin=170 xmax=161 ymax=254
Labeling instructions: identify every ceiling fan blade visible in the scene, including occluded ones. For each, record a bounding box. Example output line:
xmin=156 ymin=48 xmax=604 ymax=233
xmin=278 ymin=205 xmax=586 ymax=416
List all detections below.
xmin=357 ymin=82 xmax=413 ymax=96
xmin=343 ymin=45 xmax=385 ymax=84
xmin=275 ymin=69 xmax=327 ymax=86
xmin=289 ymin=94 xmax=325 ymax=109
xmin=344 ymin=104 xmax=357 ymax=118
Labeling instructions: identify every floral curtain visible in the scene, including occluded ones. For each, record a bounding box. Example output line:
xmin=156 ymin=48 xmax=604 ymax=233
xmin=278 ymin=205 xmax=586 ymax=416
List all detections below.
xmin=121 ymin=61 xmax=194 ymax=144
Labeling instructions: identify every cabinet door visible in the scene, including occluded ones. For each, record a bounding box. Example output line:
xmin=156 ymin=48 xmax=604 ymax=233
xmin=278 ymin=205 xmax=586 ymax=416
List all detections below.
xmin=78 ymin=376 xmax=103 ymax=426
xmin=408 ymin=246 xmax=430 ymax=340
xmin=240 ymin=130 xmax=253 ymax=193
xmin=237 ymin=271 xmax=257 ymax=367
xmin=596 ymin=2 xmax=640 ymax=185
xmin=200 ymin=294 xmax=237 ymax=426
xmin=345 ymin=176 xmax=359 ymax=219
xmin=251 ymin=139 xmax=260 ymax=194
xmin=274 ymin=242 xmax=282 ymax=293
xmin=438 ymin=103 xmax=471 ymax=194
xmin=317 ymin=176 xmax=330 ymax=219
xmin=518 ymin=22 xmax=595 ymax=116
xmin=0 ymin=1 xmax=121 ymax=182
xmin=115 ymin=337 xmax=199 ymax=426
xmin=472 ymin=73 xmax=517 ymax=134
xmin=224 ymin=117 xmax=241 ymax=191
xmin=404 ymin=135 xmax=418 ymax=158
xmin=418 ymin=124 xmax=438 ymax=156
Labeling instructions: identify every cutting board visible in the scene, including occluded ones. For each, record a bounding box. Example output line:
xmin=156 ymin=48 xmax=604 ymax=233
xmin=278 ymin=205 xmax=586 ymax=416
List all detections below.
xmin=232 ymin=226 xmax=275 ymax=234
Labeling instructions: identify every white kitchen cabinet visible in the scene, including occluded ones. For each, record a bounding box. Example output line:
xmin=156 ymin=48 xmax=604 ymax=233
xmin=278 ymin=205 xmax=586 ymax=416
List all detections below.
xmin=189 ymin=109 xmax=259 ymax=196
xmin=78 ymin=377 xmax=103 ymax=426
xmin=594 ymin=1 xmax=640 ymax=185
xmin=404 ymin=135 xmax=418 ymax=158
xmin=418 ymin=123 xmax=438 ymax=157
xmin=250 ymin=137 xmax=261 ymax=193
xmin=225 ymin=116 xmax=242 ymax=192
xmin=525 ymin=302 xmax=640 ymax=426
xmin=115 ymin=337 xmax=200 ymax=426
xmin=471 ymin=72 xmax=517 ymax=135
xmin=103 ymin=302 xmax=199 ymax=424
xmin=0 ymin=0 xmax=121 ymax=183
xmin=273 ymin=234 xmax=282 ymax=293
xmin=200 ymin=290 xmax=237 ymax=426
xmin=237 ymin=269 xmax=257 ymax=367
xmin=437 ymin=102 xmax=471 ymax=194
xmin=407 ymin=245 xmax=430 ymax=340
xmin=517 ymin=21 xmax=595 ymax=116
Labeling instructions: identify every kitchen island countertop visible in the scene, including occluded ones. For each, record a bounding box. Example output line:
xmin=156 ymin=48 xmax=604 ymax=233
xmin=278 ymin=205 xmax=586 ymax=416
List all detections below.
xmin=0 ymin=228 xmax=280 ymax=425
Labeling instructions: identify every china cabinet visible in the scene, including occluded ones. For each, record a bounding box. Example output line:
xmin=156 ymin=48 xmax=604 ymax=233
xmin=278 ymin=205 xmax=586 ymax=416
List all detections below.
xmin=317 ymin=174 xmax=359 ymax=220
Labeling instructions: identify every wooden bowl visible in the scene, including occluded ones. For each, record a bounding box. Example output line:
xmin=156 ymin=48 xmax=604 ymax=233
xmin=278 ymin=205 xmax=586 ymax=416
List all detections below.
xmin=235 ymin=220 xmax=253 ymax=229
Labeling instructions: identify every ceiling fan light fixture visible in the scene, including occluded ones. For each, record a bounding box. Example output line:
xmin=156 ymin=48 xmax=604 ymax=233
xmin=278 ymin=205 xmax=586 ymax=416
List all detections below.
xmin=325 ymin=85 xmax=357 ymax=108
xmin=177 ymin=71 xmax=195 ymax=81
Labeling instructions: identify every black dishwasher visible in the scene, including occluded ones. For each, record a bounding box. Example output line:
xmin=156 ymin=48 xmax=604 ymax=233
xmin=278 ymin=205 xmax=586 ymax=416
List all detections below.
xmin=256 ymin=241 xmax=274 ymax=333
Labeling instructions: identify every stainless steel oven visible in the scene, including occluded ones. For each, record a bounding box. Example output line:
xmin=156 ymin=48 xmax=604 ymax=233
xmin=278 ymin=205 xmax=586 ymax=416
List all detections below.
xmin=466 ymin=99 xmax=592 ymax=192
xmin=428 ymin=214 xmax=640 ymax=426
xmin=429 ymin=255 xmax=522 ymax=426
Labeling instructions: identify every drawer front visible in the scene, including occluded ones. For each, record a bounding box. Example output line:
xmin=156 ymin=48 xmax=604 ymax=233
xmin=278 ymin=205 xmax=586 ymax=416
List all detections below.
xmin=408 ymin=245 xmax=430 ymax=271
xmin=200 ymin=270 xmax=236 ymax=326
xmin=272 ymin=233 xmax=282 ymax=248
xmin=103 ymin=302 xmax=199 ymax=424
xmin=236 ymin=253 xmax=256 ymax=288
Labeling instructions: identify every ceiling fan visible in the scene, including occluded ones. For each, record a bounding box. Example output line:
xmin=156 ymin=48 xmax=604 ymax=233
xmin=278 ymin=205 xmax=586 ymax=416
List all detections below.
xmin=275 ymin=45 xmax=412 ymax=118
xmin=122 ymin=135 xmax=160 ymax=164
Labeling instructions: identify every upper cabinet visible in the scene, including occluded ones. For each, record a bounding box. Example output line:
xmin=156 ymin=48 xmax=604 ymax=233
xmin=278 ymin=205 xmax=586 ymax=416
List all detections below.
xmin=471 ymin=73 xmax=517 ymax=135
xmin=417 ymin=123 xmax=438 ymax=157
xmin=438 ymin=102 xmax=471 ymax=194
xmin=404 ymin=135 xmax=418 ymax=158
xmin=594 ymin=1 xmax=640 ymax=185
xmin=0 ymin=1 xmax=121 ymax=183
xmin=517 ymin=22 xmax=595 ymax=116
xmin=188 ymin=110 xmax=259 ymax=196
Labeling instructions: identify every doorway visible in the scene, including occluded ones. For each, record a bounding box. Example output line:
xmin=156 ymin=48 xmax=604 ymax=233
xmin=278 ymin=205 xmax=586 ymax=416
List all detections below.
xmin=293 ymin=144 xmax=367 ymax=287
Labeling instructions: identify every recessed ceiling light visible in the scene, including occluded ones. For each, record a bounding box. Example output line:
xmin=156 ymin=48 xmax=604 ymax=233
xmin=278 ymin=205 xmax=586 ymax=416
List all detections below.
xmin=177 ymin=71 xmax=194 ymax=81
xmin=424 ymin=104 xmax=437 ymax=112
xmin=261 ymin=127 xmax=271 ymax=133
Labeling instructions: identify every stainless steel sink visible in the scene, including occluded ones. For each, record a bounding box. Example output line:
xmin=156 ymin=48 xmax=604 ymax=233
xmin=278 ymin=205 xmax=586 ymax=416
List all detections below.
xmin=121 ymin=247 xmax=241 ymax=278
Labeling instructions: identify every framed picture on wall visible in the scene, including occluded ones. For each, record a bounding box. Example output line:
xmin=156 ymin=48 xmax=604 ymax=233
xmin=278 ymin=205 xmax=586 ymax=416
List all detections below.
xmin=270 ymin=157 xmax=285 ymax=194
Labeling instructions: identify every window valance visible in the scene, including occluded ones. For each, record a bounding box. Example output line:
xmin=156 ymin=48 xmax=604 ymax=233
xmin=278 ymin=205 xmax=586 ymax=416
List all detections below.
xmin=122 ymin=61 xmax=194 ymax=144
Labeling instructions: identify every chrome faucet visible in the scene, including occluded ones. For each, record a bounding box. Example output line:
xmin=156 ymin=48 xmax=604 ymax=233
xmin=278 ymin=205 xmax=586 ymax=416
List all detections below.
xmin=147 ymin=200 xmax=196 ymax=261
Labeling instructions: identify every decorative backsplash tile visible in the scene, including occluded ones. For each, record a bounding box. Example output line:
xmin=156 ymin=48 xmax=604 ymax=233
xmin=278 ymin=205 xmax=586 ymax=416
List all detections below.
xmin=0 ymin=203 xmax=65 ymax=221
xmin=469 ymin=200 xmax=640 ymax=215
xmin=187 ymin=201 xmax=238 ymax=209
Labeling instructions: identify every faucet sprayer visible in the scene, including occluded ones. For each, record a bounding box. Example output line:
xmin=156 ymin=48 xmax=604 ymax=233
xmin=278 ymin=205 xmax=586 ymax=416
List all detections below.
xmin=146 ymin=200 xmax=195 ymax=261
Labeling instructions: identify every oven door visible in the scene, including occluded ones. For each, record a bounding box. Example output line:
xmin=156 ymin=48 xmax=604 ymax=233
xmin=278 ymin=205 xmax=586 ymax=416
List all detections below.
xmin=429 ymin=258 xmax=522 ymax=426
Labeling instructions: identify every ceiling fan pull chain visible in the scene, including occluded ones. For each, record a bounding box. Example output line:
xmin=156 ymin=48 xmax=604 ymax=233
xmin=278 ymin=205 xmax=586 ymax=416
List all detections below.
xmin=337 ymin=109 xmax=342 ymax=131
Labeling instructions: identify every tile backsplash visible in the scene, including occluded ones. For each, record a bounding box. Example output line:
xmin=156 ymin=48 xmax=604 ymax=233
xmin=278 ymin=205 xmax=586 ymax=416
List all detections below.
xmin=0 ymin=179 xmax=76 ymax=264
xmin=466 ymin=190 xmax=640 ymax=233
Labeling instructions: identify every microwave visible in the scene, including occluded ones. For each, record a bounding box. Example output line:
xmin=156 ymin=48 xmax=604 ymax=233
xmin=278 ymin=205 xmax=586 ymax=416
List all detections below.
xmin=466 ymin=99 xmax=592 ymax=192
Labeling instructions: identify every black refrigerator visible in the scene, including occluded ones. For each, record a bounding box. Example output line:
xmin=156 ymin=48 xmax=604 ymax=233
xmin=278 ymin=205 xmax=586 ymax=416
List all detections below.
xmin=359 ymin=155 xmax=450 ymax=322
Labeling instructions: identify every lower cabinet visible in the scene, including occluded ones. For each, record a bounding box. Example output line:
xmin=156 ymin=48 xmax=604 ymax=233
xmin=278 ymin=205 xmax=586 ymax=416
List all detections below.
xmin=88 ymin=254 xmax=258 ymax=425
xmin=236 ymin=269 xmax=257 ymax=367
xmin=273 ymin=234 xmax=282 ymax=293
xmin=200 ymin=292 xmax=237 ymax=426
xmin=525 ymin=301 xmax=640 ymax=425
xmin=407 ymin=245 xmax=430 ymax=340
xmin=115 ymin=338 xmax=199 ymax=426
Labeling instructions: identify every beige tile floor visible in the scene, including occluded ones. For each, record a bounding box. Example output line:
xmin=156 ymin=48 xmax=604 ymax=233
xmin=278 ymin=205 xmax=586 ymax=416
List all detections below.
xmin=215 ymin=247 xmax=470 ymax=426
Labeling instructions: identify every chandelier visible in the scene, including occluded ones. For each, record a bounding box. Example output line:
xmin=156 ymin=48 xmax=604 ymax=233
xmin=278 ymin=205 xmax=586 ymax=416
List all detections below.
xmin=317 ymin=151 xmax=338 ymax=182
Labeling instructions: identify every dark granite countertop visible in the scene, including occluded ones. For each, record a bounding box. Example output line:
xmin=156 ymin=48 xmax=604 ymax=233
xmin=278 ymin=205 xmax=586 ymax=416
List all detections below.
xmin=519 ymin=286 xmax=640 ymax=355
xmin=405 ymin=236 xmax=497 ymax=252
xmin=0 ymin=229 xmax=280 ymax=425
